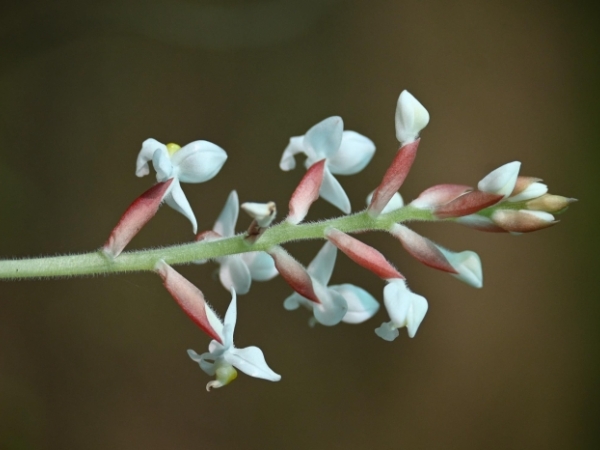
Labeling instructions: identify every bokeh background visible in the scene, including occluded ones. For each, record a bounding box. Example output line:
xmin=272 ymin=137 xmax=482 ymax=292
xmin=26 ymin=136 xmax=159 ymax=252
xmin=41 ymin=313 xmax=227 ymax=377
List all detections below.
xmin=0 ymin=1 xmax=597 ymax=448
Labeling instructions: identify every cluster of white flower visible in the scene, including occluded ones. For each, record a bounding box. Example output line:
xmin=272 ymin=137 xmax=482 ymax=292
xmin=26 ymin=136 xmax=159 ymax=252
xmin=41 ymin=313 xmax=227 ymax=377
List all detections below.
xmin=101 ymin=90 xmax=573 ymax=391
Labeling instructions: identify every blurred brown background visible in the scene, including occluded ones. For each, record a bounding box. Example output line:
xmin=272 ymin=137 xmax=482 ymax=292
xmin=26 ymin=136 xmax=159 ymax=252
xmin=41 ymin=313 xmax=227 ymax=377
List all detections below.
xmin=0 ymin=0 xmax=597 ymax=449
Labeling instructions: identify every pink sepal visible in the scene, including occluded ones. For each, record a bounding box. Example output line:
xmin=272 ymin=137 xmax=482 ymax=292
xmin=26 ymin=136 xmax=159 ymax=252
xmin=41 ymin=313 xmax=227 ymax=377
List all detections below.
xmin=434 ymin=190 xmax=503 ymax=219
xmin=325 ymin=228 xmax=404 ymax=280
xmin=389 ymin=224 xmax=458 ymax=273
xmin=268 ymin=246 xmax=319 ymax=303
xmin=411 ymin=184 xmax=472 ymax=209
xmin=491 ymin=210 xmax=557 ymax=233
xmin=195 ymin=230 xmax=222 ymax=241
xmin=511 ymin=176 xmax=543 ymax=197
xmin=287 ymin=159 xmax=326 ymax=224
xmin=155 ymin=260 xmax=223 ymax=344
xmin=103 ymin=179 xmax=173 ymax=258
xmin=368 ymin=140 xmax=419 ymax=216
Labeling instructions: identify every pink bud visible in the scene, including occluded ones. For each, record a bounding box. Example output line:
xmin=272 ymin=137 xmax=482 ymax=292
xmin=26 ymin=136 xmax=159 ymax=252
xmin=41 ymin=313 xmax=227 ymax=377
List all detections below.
xmin=389 ymin=224 xmax=457 ymax=273
xmin=268 ymin=246 xmax=319 ymax=303
xmin=368 ymin=140 xmax=419 ymax=216
xmin=325 ymin=228 xmax=404 ymax=280
xmin=287 ymin=159 xmax=326 ymax=224
xmin=155 ymin=260 xmax=223 ymax=344
xmin=491 ymin=210 xmax=557 ymax=233
xmin=411 ymin=184 xmax=473 ymax=209
xmin=434 ymin=190 xmax=503 ymax=219
xmin=103 ymin=179 xmax=173 ymax=258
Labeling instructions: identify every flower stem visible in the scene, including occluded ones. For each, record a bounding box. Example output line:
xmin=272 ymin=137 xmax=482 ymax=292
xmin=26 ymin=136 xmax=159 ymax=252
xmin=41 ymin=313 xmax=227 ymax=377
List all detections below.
xmin=0 ymin=206 xmax=434 ymax=280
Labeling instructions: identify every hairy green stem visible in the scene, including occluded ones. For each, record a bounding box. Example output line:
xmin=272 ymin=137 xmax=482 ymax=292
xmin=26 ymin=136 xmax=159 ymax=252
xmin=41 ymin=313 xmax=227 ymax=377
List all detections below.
xmin=0 ymin=206 xmax=435 ymax=280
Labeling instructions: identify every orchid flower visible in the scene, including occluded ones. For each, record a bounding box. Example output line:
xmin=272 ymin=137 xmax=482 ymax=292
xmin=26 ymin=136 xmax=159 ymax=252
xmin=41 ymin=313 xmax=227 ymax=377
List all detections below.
xmin=187 ymin=287 xmax=281 ymax=390
xmin=284 ymin=241 xmax=379 ymax=326
xmin=135 ymin=138 xmax=227 ymax=233
xmin=279 ymin=116 xmax=375 ymax=214
xmin=375 ymin=279 xmax=428 ymax=341
xmin=198 ymin=190 xmax=278 ymax=294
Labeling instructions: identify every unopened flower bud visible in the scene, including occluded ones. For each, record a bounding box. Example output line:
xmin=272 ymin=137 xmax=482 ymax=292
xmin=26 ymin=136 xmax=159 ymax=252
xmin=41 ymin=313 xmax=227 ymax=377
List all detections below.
xmin=491 ymin=209 xmax=556 ymax=233
xmin=526 ymin=194 xmax=577 ymax=213
xmin=507 ymin=176 xmax=548 ymax=202
xmin=241 ymin=201 xmax=276 ymax=228
xmin=478 ymin=161 xmax=521 ymax=198
xmin=395 ymin=90 xmax=430 ymax=145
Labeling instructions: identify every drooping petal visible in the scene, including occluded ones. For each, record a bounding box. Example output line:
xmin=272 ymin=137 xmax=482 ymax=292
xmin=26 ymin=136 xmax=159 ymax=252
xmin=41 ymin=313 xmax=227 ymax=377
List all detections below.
xmin=214 ymin=190 xmax=239 ymax=238
xmin=187 ymin=349 xmax=217 ymax=376
xmin=330 ymin=284 xmax=379 ymax=324
xmin=103 ymin=179 xmax=173 ymax=258
xmin=405 ymin=294 xmax=428 ymax=338
xmin=368 ymin=140 xmax=419 ymax=216
xmin=477 ymin=161 xmax=521 ymax=198
xmin=312 ymin=282 xmax=348 ymax=326
xmin=437 ymin=247 xmax=483 ymax=288
xmin=152 ymin=147 xmax=173 ymax=181
xmin=219 ymin=256 xmax=252 ymax=295
xmin=395 ymin=90 xmax=430 ymax=145
xmin=163 ymin=178 xmax=198 ymax=233
xmin=327 ymin=131 xmax=376 ymax=175
xmin=155 ymin=260 xmax=223 ymax=343
xmin=225 ymin=346 xmax=281 ymax=382
xmin=136 ymin=138 xmax=167 ymax=177
xmin=389 ymin=224 xmax=457 ymax=273
xmin=366 ymin=190 xmax=404 ymax=214
xmin=319 ymin=166 xmax=351 ymax=214
xmin=382 ymin=279 xmax=428 ymax=338
xmin=375 ymin=322 xmax=400 ymax=341
xmin=241 ymin=252 xmax=278 ymax=281
xmin=171 ymin=140 xmax=228 ymax=183
xmin=280 ymin=136 xmax=304 ymax=171
xmin=287 ymin=159 xmax=325 ymax=224
xmin=283 ymin=292 xmax=307 ymax=311
xmin=410 ymin=184 xmax=472 ymax=210
xmin=304 ymin=116 xmax=344 ymax=160
xmin=306 ymin=241 xmax=337 ymax=286
xmin=326 ymin=228 xmax=404 ymax=280
xmin=433 ymin=190 xmax=503 ymax=219
xmin=269 ymin=246 xmax=319 ymax=303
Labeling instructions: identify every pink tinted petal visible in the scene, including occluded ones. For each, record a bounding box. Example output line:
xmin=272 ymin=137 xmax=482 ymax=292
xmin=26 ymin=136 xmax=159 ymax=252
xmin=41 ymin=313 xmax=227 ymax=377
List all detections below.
xmin=491 ymin=210 xmax=557 ymax=233
xmin=155 ymin=260 xmax=223 ymax=344
xmin=368 ymin=140 xmax=419 ymax=216
xmin=411 ymin=184 xmax=472 ymax=209
xmin=325 ymin=228 xmax=404 ymax=280
xmin=434 ymin=190 xmax=503 ymax=219
xmin=268 ymin=246 xmax=319 ymax=303
xmin=287 ymin=159 xmax=325 ymax=224
xmin=389 ymin=224 xmax=457 ymax=274
xmin=103 ymin=179 xmax=173 ymax=258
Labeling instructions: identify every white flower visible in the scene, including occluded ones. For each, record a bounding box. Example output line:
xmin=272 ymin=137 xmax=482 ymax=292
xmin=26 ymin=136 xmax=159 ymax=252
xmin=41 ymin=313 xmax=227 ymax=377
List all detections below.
xmin=477 ymin=161 xmax=521 ymax=199
xmin=188 ymin=288 xmax=281 ymax=390
xmin=375 ymin=279 xmax=428 ymax=341
xmin=202 ymin=191 xmax=278 ymax=294
xmin=437 ymin=247 xmax=483 ymax=288
xmin=395 ymin=90 xmax=430 ymax=145
xmin=279 ymin=117 xmax=375 ymax=214
xmin=136 ymin=139 xmax=227 ymax=233
xmin=284 ymin=241 xmax=379 ymax=326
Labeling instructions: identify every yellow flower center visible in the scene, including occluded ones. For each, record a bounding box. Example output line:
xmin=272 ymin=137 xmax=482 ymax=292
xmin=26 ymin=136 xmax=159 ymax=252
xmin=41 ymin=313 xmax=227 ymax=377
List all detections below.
xmin=166 ymin=143 xmax=181 ymax=156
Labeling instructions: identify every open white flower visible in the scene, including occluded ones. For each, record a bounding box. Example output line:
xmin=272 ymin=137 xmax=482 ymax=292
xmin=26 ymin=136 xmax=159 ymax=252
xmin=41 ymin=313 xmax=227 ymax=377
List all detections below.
xmin=284 ymin=241 xmax=379 ymax=326
xmin=375 ymin=279 xmax=428 ymax=341
xmin=188 ymin=288 xmax=281 ymax=390
xmin=201 ymin=191 xmax=278 ymax=294
xmin=136 ymin=138 xmax=227 ymax=233
xmin=280 ymin=116 xmax=375 ymax=214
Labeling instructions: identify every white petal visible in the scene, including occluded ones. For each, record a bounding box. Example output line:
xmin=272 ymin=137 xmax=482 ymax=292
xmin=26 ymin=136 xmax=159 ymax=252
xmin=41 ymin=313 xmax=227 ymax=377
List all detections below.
xmin=320 ymin=166 xmax=351 ymax=214
xmin=366 ymin=190 xmax=404 ymax=214
xmin=477 ymin=161 xmax=521 ymax=198
xmin=383 ymin=280 xmax=410 ymax=326
xmin=241 ymin=202 xmax=276 ymax=228
xmin=438 ymin=248 xmax=483 ymax=288
xmin=241 ymin=252 xmax=278 ymax=281
xmin=508 ymin=182 xmax=548 ymax=202
xmin=152 ymin=147 xmax=173 ymax=181
xmin=164 ymin=178 xmax=198 ymax=233
xmin=136 ymin=138 xmax=167 ymax=177
xmin=283 ymin=292 xmax=305 ymax=311
xmin=327 ymin=131 xmax=375 ymax=175
xmin=222 ymin=288 xmax=238 ymax=346
xmin=214 ymin=190 xmax=239 ymax=237
xmin=171 ymin=140 xmax=227 ymax=183
xmin=219 ymin=256 xmax=252 ymax=295
xmin=225 ymin=346 xmax=281 ymax=381
xmin=375 ymin=322 xmax=400 ymax=341
xmin=280 ymin=136 xmax=305 ymax=171
xmin=187 ymin=349 xmax=217 ymax=376
xmin=395 ymin=91 xmax=430 ymax=144
xmin=304 ymin=116 xmax=344 ymax=159
xmin=306 ymin=241 xmax=337 ymax=286
xmin=312 ymin=283 xmax=347 ymax=326
xmin=405 ymin=295 xmax=428 ymax=338
xmin=330 ymin=284 xmax=379 ymax=324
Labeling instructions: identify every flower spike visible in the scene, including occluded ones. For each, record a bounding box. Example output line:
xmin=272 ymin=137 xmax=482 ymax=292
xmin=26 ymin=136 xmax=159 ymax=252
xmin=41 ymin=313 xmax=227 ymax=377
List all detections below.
xmin=103 ymin=179 xmax=173 ymax=258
